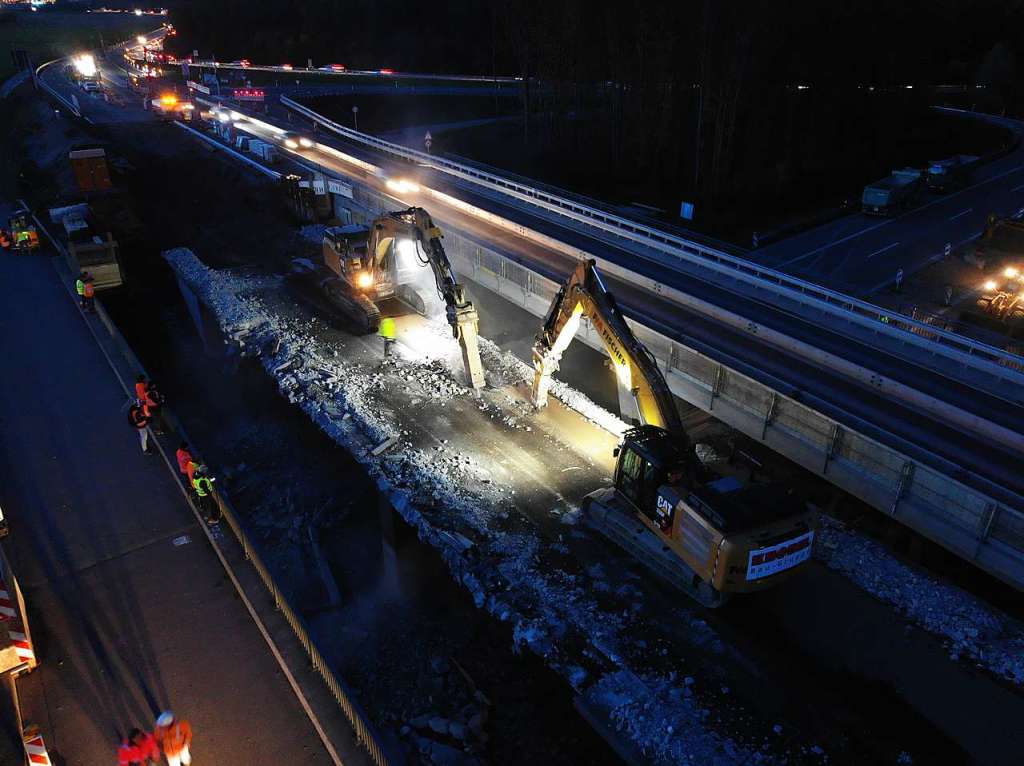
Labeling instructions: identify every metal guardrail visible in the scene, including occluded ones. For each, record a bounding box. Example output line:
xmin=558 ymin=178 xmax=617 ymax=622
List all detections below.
xmin=210 ymin=492 xmax=391 ymax=766
xmin=280 ymin=95 xmax=1024 ymax=382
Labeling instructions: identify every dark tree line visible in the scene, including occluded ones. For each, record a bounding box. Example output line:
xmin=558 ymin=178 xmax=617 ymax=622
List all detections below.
xmin=168 ymin=0 xmax=1024 ymax=220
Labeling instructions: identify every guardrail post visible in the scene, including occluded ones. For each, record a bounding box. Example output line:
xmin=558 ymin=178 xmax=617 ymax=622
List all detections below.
xmin=709 ymin=364 xmax=725 ymax=411
xmin=761 ymin=391 xmax=778 ymax=440
xmin=889 ymin=461 xmax=916 ymax=516
xmin=823 ymin=423 xmax=843 ymax=475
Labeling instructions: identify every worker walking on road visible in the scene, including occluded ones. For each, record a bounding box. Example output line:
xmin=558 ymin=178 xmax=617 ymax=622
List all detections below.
xmin=83 ymin=276 xmax=96 ymax=313
xmin=135 ymin=375 xmax=166 ymax=433
xmin=175 ymin=442 xmax=196 ymax=481
xmin=154 ymin=711 xmax=193 ymax=766
xmin=132 ymin=728 xmax=161 ymax=766
xmin=129 ymin=401 xmax=153 ymax=454
xmin=191 ymin=465 xmax=220 ymax=524
xmin=379 ymin=316 xmax=397 ymax=358
xmin=0 ymin=229 xmax=11 ymax=249
xmin=76 ymin=271 xmax=89 ymax=309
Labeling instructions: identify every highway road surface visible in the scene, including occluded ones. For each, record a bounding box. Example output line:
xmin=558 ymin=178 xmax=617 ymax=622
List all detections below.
xmin=752 ymin=111 xmax=1024 ymax=295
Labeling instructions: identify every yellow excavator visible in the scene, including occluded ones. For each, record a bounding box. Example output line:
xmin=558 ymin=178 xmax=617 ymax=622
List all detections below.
xmin=319 ymin=207 xmax=486 ymax=389
xmin=532 ymin=259 xmax=816 ymax=606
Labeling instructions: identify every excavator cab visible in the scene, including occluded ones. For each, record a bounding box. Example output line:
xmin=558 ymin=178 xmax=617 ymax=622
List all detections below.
xmin=613 ymin=426 xmax=692 ymax=531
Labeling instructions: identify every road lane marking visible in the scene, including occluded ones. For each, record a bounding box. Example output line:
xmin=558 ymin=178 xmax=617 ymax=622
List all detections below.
xmin=866 ymin=242 xmax=901 ymax=259
xmin=948 ymin=208 xmax=973 ymax=221
xmin=1013 ymin=183 xmax=1024 ymax=192
xmin=777 ymin=162 xmax=1024 ymax=268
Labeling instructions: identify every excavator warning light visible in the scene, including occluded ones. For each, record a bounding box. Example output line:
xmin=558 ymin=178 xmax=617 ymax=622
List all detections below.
xmin=159 ymin=93 xmax=178 ymax=106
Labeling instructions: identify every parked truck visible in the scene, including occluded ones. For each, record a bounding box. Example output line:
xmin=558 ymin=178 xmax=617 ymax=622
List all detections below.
xmin=926 ymin=155 xmax=978 ymax=192
xmin=48 ymin=203 xmax=127 ymax=291
xmin=861 ymin=168 xmax=923 ymax=215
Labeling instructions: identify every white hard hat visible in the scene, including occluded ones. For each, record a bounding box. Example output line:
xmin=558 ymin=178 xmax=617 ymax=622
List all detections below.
xmin=156 ymin=711 xmax=174 ymax=727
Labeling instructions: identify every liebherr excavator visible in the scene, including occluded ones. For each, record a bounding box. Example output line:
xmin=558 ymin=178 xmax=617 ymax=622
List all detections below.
xmin=318 ymin=207 xmax=485 ymax=389
xmin=532 ymin=259 xmax=816 ymax=606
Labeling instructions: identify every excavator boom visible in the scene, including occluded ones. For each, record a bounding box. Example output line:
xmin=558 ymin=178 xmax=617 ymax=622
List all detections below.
xmin=532 ymin=259 xmax=686 ymax=439
xmin=368 ymin=208 xmax=486 ymax=390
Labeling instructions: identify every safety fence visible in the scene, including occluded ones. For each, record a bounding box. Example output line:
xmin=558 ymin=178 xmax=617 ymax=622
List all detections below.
xmin=280 ymin=95 xmax=1024 ymax=385
xmin=31 ymin=206 xmax=394 ymax=766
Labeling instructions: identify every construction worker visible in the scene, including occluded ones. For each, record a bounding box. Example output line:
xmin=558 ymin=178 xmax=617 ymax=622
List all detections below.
xmin=0 ymin=229 xmax=10 ymax=249
xmin=175 ymin=442 xmax=195 ymax=480
xmin=131 ymin=729 xmax=160 ymax=761
xmin=191 ymin=465 xmax=220 ymax=524
xmin=117 ymin=730 xmax=142 ymax=766
xmin=82 ymin=276 xmax=96 ymax=313
xmin=136 ymin=376 xmax=166 ymax=433
xmin=378 ymin=316 xmax=397 ymax=357
xmin=154 ymin=711 xmax=193 ymax=766
xmin=76 ymin=271 xmax=87 ymax=307
xmin=129 ymin=401 xmax=153 ymax=454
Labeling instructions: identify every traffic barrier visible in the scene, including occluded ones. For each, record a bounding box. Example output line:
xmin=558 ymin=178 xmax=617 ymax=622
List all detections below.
xmin=8 ymin=629 xmax=35 ymax=666
xmin=0 ymin=578 xmax=16 ymax=620
xmin=23 ymin=726 xmax=52 ymax=766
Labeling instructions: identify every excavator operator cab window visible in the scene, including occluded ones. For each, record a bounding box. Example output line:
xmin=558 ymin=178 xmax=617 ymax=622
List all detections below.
xmin=616 ymin=447 xmax=667 ymax=522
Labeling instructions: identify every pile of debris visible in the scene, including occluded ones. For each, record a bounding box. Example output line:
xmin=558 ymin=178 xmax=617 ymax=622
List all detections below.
xmin=402 ymin=656 xmax=493 ymax=766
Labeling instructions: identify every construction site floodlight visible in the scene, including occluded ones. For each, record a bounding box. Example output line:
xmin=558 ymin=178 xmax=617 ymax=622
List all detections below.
xmin=137 ymin=35 xmax=148 ymax=45
xmin=984 ymin=280 xmax=998 ymax=291
xmin=356 ymin=272 xmax=373 ymax=289
xmin=1005 ymin=266 xmax=1019 ymax=279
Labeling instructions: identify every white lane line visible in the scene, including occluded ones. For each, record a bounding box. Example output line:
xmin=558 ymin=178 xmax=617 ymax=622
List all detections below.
xmin=948 ymin=208 xmax=973 ymax=221
xmin=1013 ymin=183 xmax=1024 ymax=192
xmin=777 ymin=162 xmax=1024 ymax=268
xmin=866 ymin=242 xmax=901 ymax=259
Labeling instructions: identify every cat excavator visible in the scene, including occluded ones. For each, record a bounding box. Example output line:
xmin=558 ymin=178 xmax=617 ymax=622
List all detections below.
xmin=532 ymin=259 xmax=816 ymax=606
xmin=319 ymin=207 xmax=485 ymax=389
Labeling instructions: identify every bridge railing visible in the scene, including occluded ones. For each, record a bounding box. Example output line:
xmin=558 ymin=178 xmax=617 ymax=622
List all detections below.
xmin=279 ymin=95 xmax=1024 ymax=385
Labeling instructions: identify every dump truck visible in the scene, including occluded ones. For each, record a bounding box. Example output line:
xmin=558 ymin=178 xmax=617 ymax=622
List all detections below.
xmin=862 ymin=168 xmax=923 ymax=215
xmin=531 ymin=259 xmax=816 ymax=606
xmin=926 ymin=155 xmax=978 ymax=193
xmin=48 ymin=204 xmax=124 ymax=290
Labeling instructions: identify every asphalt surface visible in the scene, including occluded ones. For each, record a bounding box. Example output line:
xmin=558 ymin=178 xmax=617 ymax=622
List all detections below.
xmin=751 ymin=111 xmax=1024 ymax=295
xmin=0 ymin=227 xmax=336 ymax=765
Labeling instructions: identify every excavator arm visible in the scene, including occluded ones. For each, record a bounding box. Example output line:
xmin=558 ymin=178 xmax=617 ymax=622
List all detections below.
xmin=370 ymin=208 xmax=486 ymax=390
xmin=531 ymin=259 xmax=687 ymax=440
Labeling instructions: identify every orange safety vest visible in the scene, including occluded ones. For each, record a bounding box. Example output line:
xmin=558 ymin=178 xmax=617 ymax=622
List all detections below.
xmin=155 ymin=720 xmax=192 ymax=756
xmin=83 ymin=282 xmax=95 ymax=298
